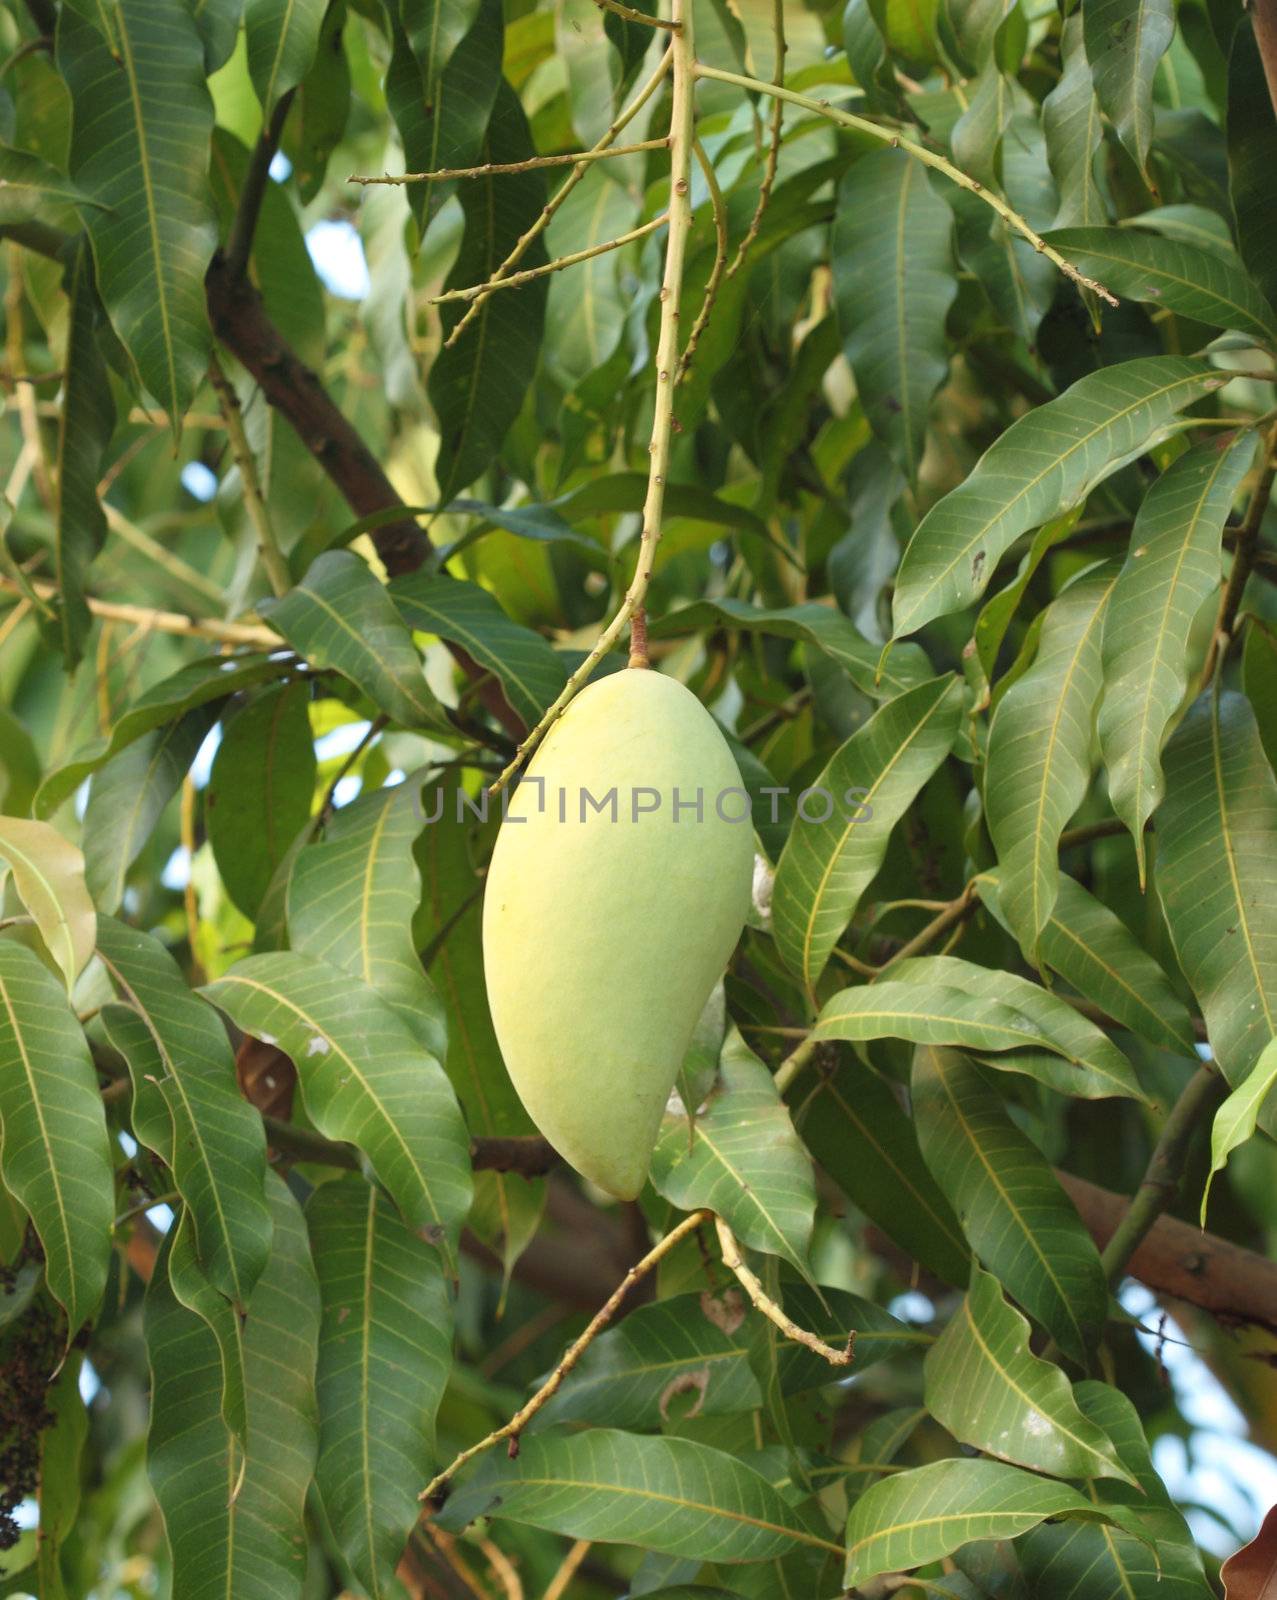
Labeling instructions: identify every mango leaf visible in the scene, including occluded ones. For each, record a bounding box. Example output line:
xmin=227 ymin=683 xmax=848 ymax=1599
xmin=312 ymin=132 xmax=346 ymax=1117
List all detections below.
xmin=1042 ymin=15 xmax=1106 ymax=230
xmin=924 ymin=1264 xmax=1134 ymax=1481
xmin=0 ymin=940 xmax=113 ymax=1332
xmin=912 ymin=1046 xmax=1107 ymax=1364
xmin=263 ymin=552 xmax=447 ymax=731
xmin=544 ymin=166 xmax=640 ymax=384
xmin=651 ymin=598 xmax=935 ymax=700
xmin=307 ymin=1173 xmax=452 ymax=1600
xmin=35 ymin=654 xmax=282 ymax=817
xmin=0 ymin=144 xmax=98 ymax=224
xmin=789 ymin=1050 xmax=971 ymax=1287
xmin=1202 ymin=1037 xmax=1277 ymax=1222
xmin=1099 ymin=434 xmax=1256 ymax=882
xmin=844 ymin=1457 xmax=1149 ymax=1589
xmin=772 ymin=676 xmax=963 ymax=990
xmin=165 ymin=1209 xmax=249 ymax=1450
xmin=890 ymin=358 xmax=1226 ymax=639
xmin=58 ymin=1 xmax=216 ymax=428
xmin=437 ymin=1429 xmax=843 ymax=1564
xmin=0 ymin=816 xmax=95 ymax=990
xmin=207 ymin=682 xmax=316 ymax=922
xmin=244 ymin=0 xmax=325 ymax=112
xmin=415 ymin=783 xmax=543 ymax=1275
xmin=650 ymin=1032 xmax=817 ymax=1278
xmin=83 ymin=703 xmax=220 ymax=915
xmin=1048 ymin=230 xmax=1277 ymax=347
xmin=95 ymin=917 xmax=272 ymax=1309
xmin=53 ymin=238 xmax=115 ymax=667
xmin=889 ymin=955 xmax=1145 ymax=1101
xmin=146 ymin=1173 xmax=319 ymax=1600
xmin=977 ymin=870 xmax=1197 ymax=1056
xmin=1083 ymin=0 xmax=1174 ymax=178
xmin=34 ymin=1351 xmax=87 ymax=1600
xmin=289 ymin=772 xmax=447 ymax=1059
xmin=986 ymin=563 xmax=1119 ymax=957
xmin=391 ymin=570 xmax=567 ymax=728
xmin=832 ymin=148 xmax=956 ymax=480
xmin=972 ymin=511 xmax=1082 ymax=686
xmin=1019 ymin=1381 xmax=1212 ymax=1598
xmin=1158 ymin=691 xmax=1277 ymax=1086
xmin=1227 ymin=22 xmax=1277 ymax=312
xmin=429 ymin=80 xmax=548 ymax=501
xmin=202 ymin=951 xmax=472 ymax=1269
xmin=1244 ymin=624 xmax=1277 ymax=774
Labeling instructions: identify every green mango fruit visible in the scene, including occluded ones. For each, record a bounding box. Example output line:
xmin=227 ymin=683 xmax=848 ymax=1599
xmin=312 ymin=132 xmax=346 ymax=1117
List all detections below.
xmin=482 ymin=668 xmax=755 ymax=1199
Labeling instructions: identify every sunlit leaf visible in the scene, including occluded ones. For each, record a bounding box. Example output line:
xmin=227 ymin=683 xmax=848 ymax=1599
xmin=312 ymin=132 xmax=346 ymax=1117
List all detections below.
xmin=1202 ymin=1037 xmax=1277 ymax=1222
xmin=0 ymin=816 xmax=95 ymax=989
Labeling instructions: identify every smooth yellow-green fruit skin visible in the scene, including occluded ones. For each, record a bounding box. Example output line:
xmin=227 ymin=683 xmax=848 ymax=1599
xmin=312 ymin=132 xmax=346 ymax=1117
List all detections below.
xmin=482 ymin=669 xmax=754 ymax=1199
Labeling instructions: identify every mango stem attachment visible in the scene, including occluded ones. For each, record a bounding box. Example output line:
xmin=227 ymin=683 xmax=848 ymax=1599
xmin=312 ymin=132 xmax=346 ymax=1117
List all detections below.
xmin=714 ymin=1216 xmax=854 ymax=1366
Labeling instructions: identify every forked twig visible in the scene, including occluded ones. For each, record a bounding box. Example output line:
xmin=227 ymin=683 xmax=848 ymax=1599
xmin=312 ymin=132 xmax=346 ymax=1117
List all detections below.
xmin=714 ymin=1216 xmax=854 ymax=1366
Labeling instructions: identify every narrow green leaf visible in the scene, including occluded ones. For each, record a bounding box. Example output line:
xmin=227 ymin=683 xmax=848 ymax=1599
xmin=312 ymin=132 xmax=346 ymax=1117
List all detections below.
xmin=207 ymin=682 xmax=316 ymax=921
xmin=165 ymin=1207 xmax=249 ymax=1449
xmin=202 ymin=951 xmax=472 ymax=1269
xmin=772 ymin=676 xmax=963 ymax=990
xmin=1043 ymin=15 xmax=1106 ymax=230
xmin=986 ymin=564 xmax=1119 ymax=956
xmin=1048 ymin=229 xmax=1277 ymax=347
xmin=1227 ymin=21 xmax=1277 ymax=311
xmin=83 ymin=703 xmax=220 ymax=915
xmin=429 ymin=80 xmax=548 ymax=501
xmin=972 ymin=511 xmax=1081 ymax=685
xmin=53 ymin=239 xmax=115 ymax=667
xmin=1083 ymin=0 xmax=1174 ymax=178
xmin=438 ymin=1429 xmax=842 ymax=1563
xmin=832 ymin=148 xmax=956 ymax=480
xmin=95 ymin=916 xmax=273 ymax=1308
xmin=0 ymin=144 xmax=98 ymax=224
xmin=1202 ymin=1037 xmax=1277 ymax=1222
xmin=651 ymin=1032 xmax=817 ymax=1277
xmin=307 ymin=1174 xmax=452 ymax=1600
xmin=843 ymin=0 xmax=896 ymax=111
xmin=0 ymin=940 xmax=113 ymax=1332
xmin=290 ymin=772 xmax=447 ymax=1059
xmin=58 ymin=0 xmax=216 ymax=428
xmin=912 ymin=1046 xmax=1107 ymax=1364
xmin=244 ymin=0 xmax=325 ymax=113
xmin=925 ymin=1264 xmax=1134 ymax=1481
xmin=651 ymin=598 xmax=935 ymax=700
xmin=978 ymin=870 xmax=1197 ymax=1056
xmin=844 ymin=1457 xmax=1144 ymax=1588
xmin=790 ymin=1051 xmax=971 ymax=1287
xmin=1158 ymin=691 xmax=1277 ymax=1086
xmin=1099 ymin=434 xmax=1255 ymax=881
xmin=891 ymin=358 xmax=1225 ymax=639
xmin=263 ymin=552 xmax=447 ymax=731
xmin=146 ymin=1173 xmax=319 ymax=1600
xmin=0 ymin=817 xmax=95 ymax=990
xmin=391 ymin=570 xmax=567 ymax=728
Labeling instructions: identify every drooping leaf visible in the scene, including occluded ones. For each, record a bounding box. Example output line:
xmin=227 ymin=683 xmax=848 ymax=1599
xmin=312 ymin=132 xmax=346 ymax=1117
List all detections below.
xmin=244 ymin=0 xmax=325 ymax=113
xmin=53 ymin=238 xmax=115 ymax=667
xmin=263 ymin=552 xmax=448 ymax=732
xmin=651 ymin=598 xmax=935 ymax=701
xmin=911 ymin=1045 xmax=1107 ymax=1364
xmin=890 ymin=358 xmax=1226 ymax=639
xmin=1202 ymin=1037 xmax=1277 ymax=1222
xmin=202 ymin=951 xmax=472 ymax=1269
xmin=1083 ymin=0 xmax=1175 ymax=178
xmin=207 ymin=681 xmax=316 ymax=922
xmin=289 ymin=772 xmax=447 ymax=1058
xmin=924 ymin=1264 xmax=1134 ymax=1481
xmin=83 ymin=703 xmax=220 ymax=915
xmin=789 ymin=1050 xmax=971 ymax=1287
xmin=650 ymin=1032 xmax=817 ymax=1277
xmin=437 ymin=1429 xmax=843 ymax=1564
xmin=0 ymin=940 xmax=113 ymax=1332
xmin=1048 ymin=229 xmax=1277 ymax=347
xmin=844 ymin=1457 xmax=1148 ymax=1589
xmin=307 ymin=1173 xmax=452 ymax=1600
xmin=771 ymin=675 xmax=963 ymax=991
xmin=429 ymin=79 xmax=548 ymax=501
xmin=1099 ymin=433 xmax=1255 ymax=881
xmin=1157 ymin=690 xmax=1277 ymax=1087
xmin=977 ymin=870 xmax=1197 ymax=1055
xmin=57 ymin=0 xmax=217 ymax=428
xmin=1043 ymin=15 xmax=1106 ymax=230
xmin=0 ymin=816 xmax=95 ymax=990
xmin=391 ymin=570 xmax=567 ymax=728
xmin=832 ymin=148 xmax=956 ymax=480
xmin=95 ymin=916 xmax=273 ymax=1308
xmin=146 ymin=1173 xmax=319 ymax=1600
xmin=985 ymin=563 xmax=1119 ymax=957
